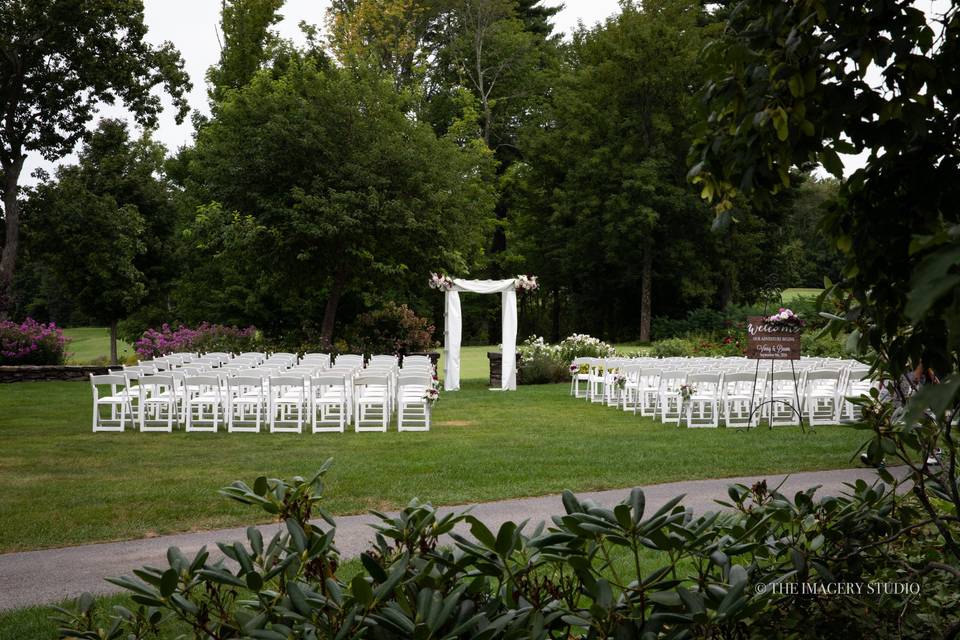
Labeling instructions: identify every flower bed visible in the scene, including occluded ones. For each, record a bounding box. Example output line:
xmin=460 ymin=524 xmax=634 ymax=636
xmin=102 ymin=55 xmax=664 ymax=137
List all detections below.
xmin=0 ymin=318 xmax=68 ymax=365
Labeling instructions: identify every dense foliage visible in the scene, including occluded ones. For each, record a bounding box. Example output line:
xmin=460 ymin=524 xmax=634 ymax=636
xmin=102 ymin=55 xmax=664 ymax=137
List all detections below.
xmin=341 ymin=302 xmax=436 ymax=356
xmin=693 ymin=0 xmax=960 ymax=626
xmin=0 ymin=318 xmax=67 ymax=365
xmin=5 ymin=0 xmax=843 ymax=348
xmin=0 ymin=0 xmax=189 ymax=311
xmin=57 ymin=464 xmax=959 ymax=639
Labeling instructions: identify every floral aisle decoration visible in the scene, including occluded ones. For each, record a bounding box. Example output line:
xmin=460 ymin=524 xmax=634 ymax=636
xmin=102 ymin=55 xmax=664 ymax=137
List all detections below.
xmin=614 ymin=374 xmax=627 ymax=391
xmin=515 ymin=274 xmax=539 ymax=292
xmin=680 ymin=384 xmax=697 ymax=402
xmin=428 ymin=273 xmax=454 ymax=291
xmin=764 ymin=308 xmax=804 ymax=329
xmin=424 ymin=387 xmax=440 ymax=405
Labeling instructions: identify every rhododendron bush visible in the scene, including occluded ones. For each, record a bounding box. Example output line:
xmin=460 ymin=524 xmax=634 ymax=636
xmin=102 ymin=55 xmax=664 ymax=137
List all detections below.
xmin=134 ymin=323 xmax=260 ymax=359
xmin=0 ymin=318 xmax=68 ymax=365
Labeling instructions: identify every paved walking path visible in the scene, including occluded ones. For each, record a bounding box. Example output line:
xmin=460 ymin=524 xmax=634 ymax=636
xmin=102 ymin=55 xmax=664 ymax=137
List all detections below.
xmin=0 ymin=467 xmax=889 ymax=611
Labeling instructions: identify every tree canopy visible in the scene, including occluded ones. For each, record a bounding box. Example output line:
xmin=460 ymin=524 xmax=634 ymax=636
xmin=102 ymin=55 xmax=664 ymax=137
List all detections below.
xmin=0 ymin=0 xmax=190 ymax=312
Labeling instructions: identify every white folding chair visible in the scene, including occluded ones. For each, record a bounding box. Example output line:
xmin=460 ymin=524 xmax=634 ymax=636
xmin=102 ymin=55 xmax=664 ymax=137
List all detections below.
xmin=183 ymin=376 xmax=226 ymax=432
xmin=269 ymin=376 xmax=306 ymax=433
xmin=138 ymin=375 xmax=177 ymax=432
xmin=636 ymin=368 xmax=662 ymax=417
xmin=684 ymin=373 xmax=722 ymax=428
xmin=569 ymin=357 xmax=591 ymax=398
xmin=658 ymin=370 xmax=687 ymax=425
xmin=368 ymin=354 xmax=400 ymax=368
xmin=354 ymin=373 xmax=391 ymax=432
xmin=397 ymin=372 xmax=432 ymax=432
xmin=766 ymin=370 xmax=802 ymax=427
xmin=334 ymin=354 xmax=364 ymax=369
xmin=839 ymin=367 xmax=873 ymax=422
xmin=90 ymin=374 xmax=135 ymax=432
xmin=804 ymin=370 xmax=841 ymax=426
xmin=227 ymin=376 xmax=266 ymax=433
xmin=721 ymin=371 xmax=765 ymax=428
xmin=310 ymin=374 xmax=350 ymax=433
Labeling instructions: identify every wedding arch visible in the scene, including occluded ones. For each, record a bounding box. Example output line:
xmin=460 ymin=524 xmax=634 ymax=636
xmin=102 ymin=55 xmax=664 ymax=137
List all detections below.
xmin=432 ymin=275 xmax=537 ymax=391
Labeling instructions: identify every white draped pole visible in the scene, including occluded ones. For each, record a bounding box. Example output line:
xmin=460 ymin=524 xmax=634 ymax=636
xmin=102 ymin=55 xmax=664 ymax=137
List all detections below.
xmin=501 ymin=288 xmax=517 ymax=390
xmin=444 ymin=289 xmax=462 ymax=391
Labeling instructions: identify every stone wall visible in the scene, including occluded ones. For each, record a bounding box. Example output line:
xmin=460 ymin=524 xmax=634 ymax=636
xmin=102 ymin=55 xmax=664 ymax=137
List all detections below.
xmin=0 ymin=365 xmax=111 ymax=383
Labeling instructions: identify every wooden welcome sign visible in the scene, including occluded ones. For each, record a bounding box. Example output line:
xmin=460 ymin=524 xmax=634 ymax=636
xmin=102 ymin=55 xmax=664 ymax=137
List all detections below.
xmin=746 ymin=316 xmax=801 ymax=360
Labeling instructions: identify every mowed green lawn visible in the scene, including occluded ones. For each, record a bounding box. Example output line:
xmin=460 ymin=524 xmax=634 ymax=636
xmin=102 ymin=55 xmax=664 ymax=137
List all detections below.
xmin=0 ymin=372 xmax=867 ymax=553
xmin=62 ymin=327 xmax=134 ymax=364
xmin=781 ymin=287 xmax=824 ymax=302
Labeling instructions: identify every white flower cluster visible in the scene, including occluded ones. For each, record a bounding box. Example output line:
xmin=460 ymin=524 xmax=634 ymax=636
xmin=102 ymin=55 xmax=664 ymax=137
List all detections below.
xmin=516 ymin=333 xmax=617 ymax=367
xmin=515 ymin=274 xmax=539 ymax=291
xmin=428 ymin=273 xmax=454 ymax=291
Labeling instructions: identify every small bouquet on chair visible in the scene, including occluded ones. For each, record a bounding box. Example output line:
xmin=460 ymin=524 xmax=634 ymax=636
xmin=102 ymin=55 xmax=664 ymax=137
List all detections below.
xmin=424 ymin=387 xmax=440 ymax=406
xmin=429 ymin=273 xmax=454 ymax=291
xmin=680 ymin=384 xmax=696 ymax=401
xmin=614 ymin=374 xmax=627 ymax=390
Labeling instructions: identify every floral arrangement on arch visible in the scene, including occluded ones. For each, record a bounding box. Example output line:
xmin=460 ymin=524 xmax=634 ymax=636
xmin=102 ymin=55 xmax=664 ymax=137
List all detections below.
xmin=764 ymin=307 xmax=804 ymax=329
xmin=428 ymin=273 xmax=454 ymax=291
xmin=515 ymin=274 xmax=539 ymax=292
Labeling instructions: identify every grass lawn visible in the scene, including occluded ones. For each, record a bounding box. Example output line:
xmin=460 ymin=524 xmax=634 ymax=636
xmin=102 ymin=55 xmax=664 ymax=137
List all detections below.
xmin=62 ymin=327 xmax=134 ymax=365
xmin=781 ymin=287 xmax=824 ymax=302
xmin=0 ymin=371 xmax=867 ymax=554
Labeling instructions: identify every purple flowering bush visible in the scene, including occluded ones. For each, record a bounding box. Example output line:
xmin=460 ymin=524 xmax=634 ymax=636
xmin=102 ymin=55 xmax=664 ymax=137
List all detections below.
xmin=135 ymin=322 xmax=260 ymax=359
xmin=0 ymin=318 xmax=69 ymax=365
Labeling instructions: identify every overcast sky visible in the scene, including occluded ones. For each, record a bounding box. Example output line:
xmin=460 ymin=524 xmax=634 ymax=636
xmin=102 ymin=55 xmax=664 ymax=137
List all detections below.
xmin=24 ymin=0 xmax=622 ymax=181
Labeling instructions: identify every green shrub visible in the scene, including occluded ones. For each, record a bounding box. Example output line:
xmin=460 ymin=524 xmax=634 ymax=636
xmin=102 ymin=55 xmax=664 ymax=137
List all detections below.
xmin=650 ymin=337 xmax=695 ymax=357
xmin=801 ymin=330 xmax=848 ymax=357
xmin=343 ymin=302 xmax=435 ymax=356
xmin=517 ymin=334 xmax=616 ymax=384
xmin=57 ymin=464 xmax=958 ymax=639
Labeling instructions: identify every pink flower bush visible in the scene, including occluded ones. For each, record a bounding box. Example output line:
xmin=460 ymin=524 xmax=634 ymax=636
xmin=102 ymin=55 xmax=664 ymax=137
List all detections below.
xmin=0 ymin=318 xmax=69 ymax=365
xmin=135 ymin=323 xmax=259 ymax=359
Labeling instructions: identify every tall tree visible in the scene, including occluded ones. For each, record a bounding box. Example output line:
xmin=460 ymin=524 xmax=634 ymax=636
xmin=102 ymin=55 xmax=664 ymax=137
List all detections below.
xmin=0 ymin=0 xmax=190 ymax=313
xmin=180 ymin=58 xmax=496 ymax=344
xmin=26 ymin=126 xmax=152 ymax=363
xmin=207 ymin=0 xmax=285 ymax=103
xmin=513 ymin=0 xmax=713 ymax=341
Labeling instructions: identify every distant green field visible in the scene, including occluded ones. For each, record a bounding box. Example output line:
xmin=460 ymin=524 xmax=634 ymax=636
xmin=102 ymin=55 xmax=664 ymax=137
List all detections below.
xmin=781 ymin=287 xmax=824 ymax=302
xmin=62 ymin=327 xmax=134 ymax=364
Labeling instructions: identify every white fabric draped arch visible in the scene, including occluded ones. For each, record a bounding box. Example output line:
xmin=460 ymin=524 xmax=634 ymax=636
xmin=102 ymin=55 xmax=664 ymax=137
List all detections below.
xmin=443 ymin=278 xmax=517 ymax=391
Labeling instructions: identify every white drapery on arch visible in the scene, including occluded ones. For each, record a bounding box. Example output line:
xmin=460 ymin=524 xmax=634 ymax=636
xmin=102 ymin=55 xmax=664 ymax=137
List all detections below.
xmin=443 ymin=278 xmax=517 ymax=391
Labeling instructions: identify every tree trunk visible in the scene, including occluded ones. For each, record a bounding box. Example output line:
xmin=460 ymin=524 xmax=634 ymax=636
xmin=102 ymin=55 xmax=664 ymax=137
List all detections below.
xmin=640 ymin=243 xmax=653 ymax=343
xmin=551 ymin=287 xmax=561 ymax=343
xmin=319 ymin=266 xmax=349 ymax=348
xmin=0 ymin=156 xmax=25 ymax=317
xmin=110 ymin=320 xmax=119 ymax=366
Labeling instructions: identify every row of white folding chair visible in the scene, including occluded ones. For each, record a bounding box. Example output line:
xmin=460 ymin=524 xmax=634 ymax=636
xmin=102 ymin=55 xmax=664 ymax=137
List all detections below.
xmin=95 ymin=372 xmax=340 ymax=433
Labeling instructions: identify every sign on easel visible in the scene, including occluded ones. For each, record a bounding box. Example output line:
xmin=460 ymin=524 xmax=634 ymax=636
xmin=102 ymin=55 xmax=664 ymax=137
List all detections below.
xmin=746 ymin=316 xmax=801 ymax=360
